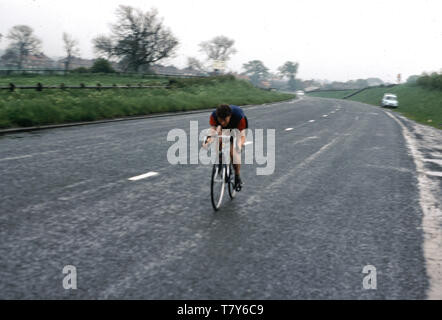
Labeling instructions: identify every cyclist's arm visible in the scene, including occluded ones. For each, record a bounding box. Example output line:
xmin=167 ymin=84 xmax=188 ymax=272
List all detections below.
xmin=208 ymin=115 xmax=222 ymax=138
xmin=237 ymin=117 xmax=247 ymax=149
xmin=239 ymin=130 xmax=246 ymax=148
xmin=203 ymin=125 xmax=222 ymax=146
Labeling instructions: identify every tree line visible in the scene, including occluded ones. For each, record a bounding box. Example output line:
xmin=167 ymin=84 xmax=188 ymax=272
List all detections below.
xmin=416 ymin=72 xmax=442 ymax=90
xmin=0 ymin=5 xmax=300 ymax=89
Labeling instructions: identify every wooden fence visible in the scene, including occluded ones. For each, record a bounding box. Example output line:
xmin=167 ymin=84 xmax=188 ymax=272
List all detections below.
xmin=0 ymin=69 xmax=206 ymax=78
xmin=0 ymin=83 xmax=170 ymax=92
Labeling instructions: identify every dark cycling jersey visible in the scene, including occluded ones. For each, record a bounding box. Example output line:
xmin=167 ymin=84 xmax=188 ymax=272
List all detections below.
xmin=209 ymin=105 xmax=248 ymax=130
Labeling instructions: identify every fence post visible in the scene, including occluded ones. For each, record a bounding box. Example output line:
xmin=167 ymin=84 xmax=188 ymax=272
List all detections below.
xmin=36 ymin=83 xmax=43 ymax=92
xmin=9 ymin=83 xmax=15 ymax=92
xmin=96 ymin=83 xmax=101 ymax=91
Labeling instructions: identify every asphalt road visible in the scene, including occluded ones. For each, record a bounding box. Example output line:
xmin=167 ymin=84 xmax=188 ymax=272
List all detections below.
xmin=1 ymin=96 xmax=441 ymax=299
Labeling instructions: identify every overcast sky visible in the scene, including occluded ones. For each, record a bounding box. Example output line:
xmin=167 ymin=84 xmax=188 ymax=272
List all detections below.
xmin=0 ymin=0 xmax=441 ymax=82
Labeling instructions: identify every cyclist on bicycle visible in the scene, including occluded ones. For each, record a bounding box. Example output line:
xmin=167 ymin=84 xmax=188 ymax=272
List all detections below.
xmin=207 ymin=104 xmax=248 ymax=189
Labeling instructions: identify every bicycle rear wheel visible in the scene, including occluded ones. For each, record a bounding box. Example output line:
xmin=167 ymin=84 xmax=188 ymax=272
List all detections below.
xmin=211 ymin=164 xmax=226 ymax=211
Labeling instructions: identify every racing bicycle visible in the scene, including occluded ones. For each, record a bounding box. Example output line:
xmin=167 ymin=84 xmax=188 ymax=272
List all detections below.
xmin=204 ymin=134 xmax=242 ymax=211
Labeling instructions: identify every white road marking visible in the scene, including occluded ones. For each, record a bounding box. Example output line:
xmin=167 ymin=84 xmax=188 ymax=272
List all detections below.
xmin=423 ymin=159 xmax=442 ymax=166
xmin=245 ymin=135 xmax=342 ymax=207
xmin=0 ymin=150 xmax=60 ymax=162
xmin=309 ymin=120 xmax=315 ymax=123
xmin=426 ymin=171 xmax=442 ymax=177
xmin=429 ymin=153 xmax=442 ymax=159
xmin=323 ymin=115 xmax=328 ymax=117
xmin=0 ymin=155 xmax=33 ymax=162
xmin=293 ymin=136 xmax=319 ymax=145
xmin=285 ymin=128 xmax=294 ymax=131
xmin=129 ymin=171 xmax=159 ymax=181
xmin=244 ymin=141 xmax=253 ymax=146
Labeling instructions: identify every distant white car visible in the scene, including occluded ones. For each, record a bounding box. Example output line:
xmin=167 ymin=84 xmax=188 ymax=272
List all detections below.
xmin=296 ymin=90 xmax=305 ymax=96
xmin=381 ymin=93 xmax=398 ymax=108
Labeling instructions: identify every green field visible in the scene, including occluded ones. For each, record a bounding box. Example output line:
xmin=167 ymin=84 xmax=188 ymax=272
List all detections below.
xmin=307 ymin=89 xmax=359 ymax=99
xmin=0 ymin=75 xmax=294 ymax=129
xmin=308 ymin=84 xmax=442 ymax=130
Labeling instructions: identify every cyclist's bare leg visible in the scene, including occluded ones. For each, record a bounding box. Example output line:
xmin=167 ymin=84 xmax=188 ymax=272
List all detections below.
xmin=230 ymin=143 xmax=241 ymax=175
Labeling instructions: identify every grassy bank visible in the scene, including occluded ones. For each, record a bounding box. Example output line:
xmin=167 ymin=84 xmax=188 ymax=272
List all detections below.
xmin=0 ymin=76 xmax=294 ymax=129
xmin=308 ymin=84 xmax=442 ymax=130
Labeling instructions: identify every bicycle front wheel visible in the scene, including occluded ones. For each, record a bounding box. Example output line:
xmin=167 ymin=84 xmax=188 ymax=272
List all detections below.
xmin=211 ymin=164 xmax=226 ymax=211
xmin=227 ymin=163 xmax=236 ymax=199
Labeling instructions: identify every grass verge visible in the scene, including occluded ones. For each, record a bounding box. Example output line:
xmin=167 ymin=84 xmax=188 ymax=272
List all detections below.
xmin=0 ymin=77 xmax=294 ymax=129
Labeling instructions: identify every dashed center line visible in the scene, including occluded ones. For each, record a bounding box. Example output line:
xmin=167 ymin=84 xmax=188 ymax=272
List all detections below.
xmin=129 ymin=171 xmax=159 ymax=181
xmin=309 ymin=120 xmax=315 ymax=123
xmin=285 ymin=128 xmax=294 ymax=131
xmin=322 ymin=115 xmax=328 ymax=117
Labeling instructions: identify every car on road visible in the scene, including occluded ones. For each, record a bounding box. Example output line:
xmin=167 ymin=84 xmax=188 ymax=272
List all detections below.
xmin=381 ymin=93 xmax=399 ymax=108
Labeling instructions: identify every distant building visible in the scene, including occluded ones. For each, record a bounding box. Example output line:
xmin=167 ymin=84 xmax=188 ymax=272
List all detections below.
xmin=259 ymin=81 xmax=271 ymax=88
xmin=26 ymin=53 xmax=55 ymax=69
xmin=56 ymin=57 xmax=95 ymax=70
xmin=233 ymin=73 xmax=250 ymax=81
xmin=0 ymin=52 xmax=55 ymax=69
xmin=304 ymin=86 xmax=321 ymax=92
xmin=150 ymin=64 xmax=183 ymax=75
xmin=180 ymin=67 xmax=207 ymax=76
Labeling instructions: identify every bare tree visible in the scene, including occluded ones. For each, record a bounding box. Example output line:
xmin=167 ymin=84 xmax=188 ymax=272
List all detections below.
xmin=93 ymin=5 xmax=179 ymax=72
xmin=62 ymin=32 xmax=80 ymax=72
xmin=186 ymin=57 xmax=207 ymax=73
xmin=5 ymin=25 xmax=42 ymax=69
xmin=278 ymin=61 xmax=299 ymax=90
xmin=242 ymin=60 xmax=270 ymax=86
xmin=199 ymin=35 xmax=237 ymax=63
xmin=278 ymin=61 xmax=299 ymax=78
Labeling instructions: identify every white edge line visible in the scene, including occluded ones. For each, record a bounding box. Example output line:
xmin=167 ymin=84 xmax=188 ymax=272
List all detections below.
xmin=384 ymin=111 xmax=442 ymax=299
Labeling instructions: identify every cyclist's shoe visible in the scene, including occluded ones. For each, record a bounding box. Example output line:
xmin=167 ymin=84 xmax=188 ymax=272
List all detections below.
xmin=234 ymin=175 xmax=243 ymax=191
